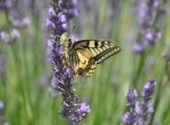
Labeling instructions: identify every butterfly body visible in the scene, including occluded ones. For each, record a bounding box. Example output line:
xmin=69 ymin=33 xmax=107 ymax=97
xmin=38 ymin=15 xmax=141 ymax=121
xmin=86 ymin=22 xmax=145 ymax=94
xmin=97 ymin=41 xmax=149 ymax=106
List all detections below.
xmin=60 ymin=33 xmax=121 ymax=77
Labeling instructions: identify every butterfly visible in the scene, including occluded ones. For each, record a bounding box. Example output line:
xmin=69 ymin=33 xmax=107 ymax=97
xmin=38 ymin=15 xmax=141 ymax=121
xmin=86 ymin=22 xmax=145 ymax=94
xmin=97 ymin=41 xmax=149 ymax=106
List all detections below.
xmin=60 ymin=32 xmax=121 ymax=77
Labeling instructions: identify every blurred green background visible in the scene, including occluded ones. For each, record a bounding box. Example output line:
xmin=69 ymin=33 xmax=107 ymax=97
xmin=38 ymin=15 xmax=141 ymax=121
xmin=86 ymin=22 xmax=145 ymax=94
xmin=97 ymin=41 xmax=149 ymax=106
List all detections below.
xmin=0 ymin=0 xmax=170 ymax=125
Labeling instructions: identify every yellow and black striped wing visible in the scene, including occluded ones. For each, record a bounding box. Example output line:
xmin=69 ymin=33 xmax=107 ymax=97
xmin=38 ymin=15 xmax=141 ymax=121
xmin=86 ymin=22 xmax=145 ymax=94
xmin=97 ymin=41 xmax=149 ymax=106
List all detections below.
xmin=68 ymin=40 xmax=121 ymax=76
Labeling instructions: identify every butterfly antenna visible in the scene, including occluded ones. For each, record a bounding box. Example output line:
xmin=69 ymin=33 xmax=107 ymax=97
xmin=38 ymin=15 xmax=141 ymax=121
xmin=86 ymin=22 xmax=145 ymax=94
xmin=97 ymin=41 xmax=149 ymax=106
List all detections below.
xmin=71 ymin=26 xmax=76 ymax=34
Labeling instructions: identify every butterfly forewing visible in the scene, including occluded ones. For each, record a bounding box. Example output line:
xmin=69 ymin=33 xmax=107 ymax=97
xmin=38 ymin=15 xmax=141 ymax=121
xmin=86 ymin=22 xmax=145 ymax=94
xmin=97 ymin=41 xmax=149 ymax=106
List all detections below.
xmin=72 ymin=40 xmax=120 ymax=64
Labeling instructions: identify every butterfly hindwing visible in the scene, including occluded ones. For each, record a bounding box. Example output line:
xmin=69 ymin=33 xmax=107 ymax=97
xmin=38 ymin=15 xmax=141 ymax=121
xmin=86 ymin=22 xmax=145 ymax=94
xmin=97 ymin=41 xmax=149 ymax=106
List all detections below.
xmin=74 ymin=50 xmax=95 ymax=76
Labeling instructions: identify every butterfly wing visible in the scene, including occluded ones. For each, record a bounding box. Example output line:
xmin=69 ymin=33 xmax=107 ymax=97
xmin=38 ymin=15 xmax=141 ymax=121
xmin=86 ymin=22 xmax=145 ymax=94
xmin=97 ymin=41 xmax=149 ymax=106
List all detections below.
xmin=68 ymin=40 xmax=121 ymax=77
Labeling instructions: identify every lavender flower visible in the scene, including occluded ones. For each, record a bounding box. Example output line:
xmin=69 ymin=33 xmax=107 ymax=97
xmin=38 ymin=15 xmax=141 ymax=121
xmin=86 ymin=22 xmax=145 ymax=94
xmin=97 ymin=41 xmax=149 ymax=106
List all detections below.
xmin=123 ymin=80 xmax=156 ymax=125
xmin=11 ymin=28 xmax=20 ymax=40
xmin=11 ymin=16 xmax=31 ymax=28
xmin=0 ymin=100 xmax=5 ymax=125
xmin=132 ymin=43 xmax=145 ymax=54
xmin=140 ymin=80 xmax=156 ymax=121
xmin=132 ymin=0 xmax=164 ymax=54
xmin=142 ymin=80 xmax=156 ymax=98
xmin=0 ymin=100 xmax=4 ymax=115
xmin=125 ymin=88 xmax=138 ymax=106
xmin=62 ymin=102 xmax=90 ymax=122
xmin=58 ymin=0 xmax=79 ymax=18
xmin=47 ymin=0 xmax=90 ymax=123
xmin=22 ymin=17 xmax=30 ymax=27
xmin=123 ymin=88 xmax=138 ymax=125
xmin=74 ymin=102 xmax=90 ymax=117
xmin=11 ymin=14 xmax=30 ymax=28
xmin=123 ymin=112 xmax=136 ymax=125
xmin=0 ymin=0 xmax=30 ymax=44
xmin=0 ymin=29 xmax=20 ymax=43
xmin=0 ymin=1 xmax=12 ymax=11
xmin=0 ymin=32 xmax=9 ymax=43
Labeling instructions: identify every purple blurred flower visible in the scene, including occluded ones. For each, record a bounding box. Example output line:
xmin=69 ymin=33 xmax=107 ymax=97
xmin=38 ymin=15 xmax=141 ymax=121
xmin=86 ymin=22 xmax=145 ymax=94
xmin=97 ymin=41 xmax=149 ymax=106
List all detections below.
xmin=0 ymin=100 xmax=4 ymax=114
xmin=135 ymin=102 xmax=141 ymax=115
xmin=47 ymin=0 xmax=89 ymax=123
xmin=0 ymin=100 xmax=5 ymax=124
xmin=11 ymin=28 xmax=20 ymax=40
xmin=139 ymin=3 xmax=150 ymax=29
xmin=75 ymin=102 xmax=90 ymax=116
xmin=0 ymin=0 xmax=30 ymax=44
xmin=11 ymin=16 xmax=30 ymax=28
xmin=132 ymin=43 xmax=145 ymax=54
xmin=140 ymin=80 xmax=156 ymax=121
xmin=0 ymin=1 xmax=12 ymax=11
xmin=22 ymin=17 xmax=30 ymax=27
xmin=132 ymin=0 xmax=164 ymax=54
xmin=58 ymin=14 xmax=67 ymax=23
xmin=68 ymin=102 xmax=90 ymax=122
xmin=123 ymin=112 xmax=137 ymax=125
xmin=0 ymin=32 xmax=9 ymax=43
xmin=125 ymin=88 xmax=138 ymax=105
xmin=47 ymin=7 xmax=55 ymax=18
xmin=46 ymin=18 xmax=54 ymax=29
xmin=142 ymin=80 xmax=156 ymax=98
xmin=122 ymin=80 xmax=156 ymax=125
xmin=145 ymin=32 xmax=154 ymax=44
xmin=153 ymin=0 xmax=160 ymax=8
xmin=64 ymin=0 xmax=79 ymax=17
xmin=123 ymin=88 xmax=138 ymax=125
xmin=145 ymin=31 xmax=161 ymax=46
xmin=0 ymin=29 xmax=20 ymax=43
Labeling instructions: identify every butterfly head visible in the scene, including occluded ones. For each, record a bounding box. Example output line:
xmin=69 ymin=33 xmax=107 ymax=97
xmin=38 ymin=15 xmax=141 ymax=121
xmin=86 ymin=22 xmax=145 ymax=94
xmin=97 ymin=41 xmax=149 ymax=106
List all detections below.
xmin=60 ymin=32 xmax=73 ymax=47
xmin=60 ymin=32 xmax=68 ymax=44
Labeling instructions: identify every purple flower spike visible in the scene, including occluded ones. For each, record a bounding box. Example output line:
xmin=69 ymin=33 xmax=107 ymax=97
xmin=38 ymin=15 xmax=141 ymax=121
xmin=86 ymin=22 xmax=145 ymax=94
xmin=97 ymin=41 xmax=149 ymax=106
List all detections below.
xmin=46 ymin=18 xmax=54 ymax=29
xmin=66 ymin=68 xmax=74 ymax=79
xmin=0 ymin=100 xmax=4 ymax=114
xmin=139 ymin=4 xmax=149 ymax=28
xmin=146 ymin=32 xmax=154 ymax=42
xmin=66 ymin=102 xmax=90 ymax=122
xmin=125 ymin=88 xmax=138 ymax=105
xmin=0 ymin=0 xmax=30 ymax=44
xmin=0 ymin=100 xmax=9 ymax=124
xmin=0 ymin=31 xmax=9 ymax=43
xmin=75 ymin=102 xmax=90 ymax=116
xmin=47 ymin=0 xmax=89 ymax=123
xmin=142 ymin=80 xmax=156 ymax=98
xmin=0 ymin=1 xmax=12 ymax=11
xmin=22 ymin=17 xmax=30 ymax=27
xmin=135 ymin=102 xmax=141 ymax=115
xmin=58 ymin=14 xmax=67 ymax=23
xmin=123 ymin=88 xmax=138 ymax=125
xmin=122 ymin=80 xmax=156 ymax=125
xmin=133 ymin=43 xmax=144 ymax=54
xmin=123 ymin=112 xmax=135 ymax=125
xmin=55 ymin=47 xmax=63 ymax=57
xmin=153 ymin=0 xmax=160 ymax=8
xmin=132 ymin=0 xmax=164 ymax=54
xmin=48 ymin=7 xmax=55 ymax=18
xmin=11 ymin=28 xmax=20 ymax=41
